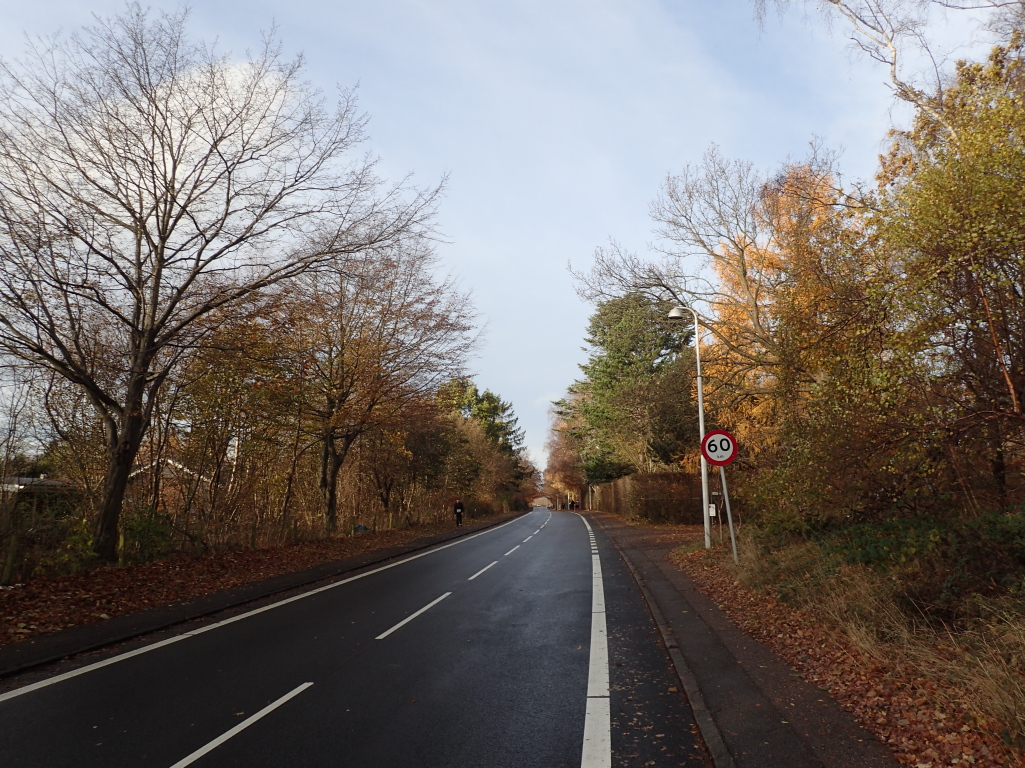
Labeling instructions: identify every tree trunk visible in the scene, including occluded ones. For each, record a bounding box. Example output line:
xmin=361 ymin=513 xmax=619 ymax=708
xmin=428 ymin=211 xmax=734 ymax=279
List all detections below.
xmin=320 ymin=435 xmax=342 ymax=534
xmin=989 ymin=420 xmax=1007 ymax=507
xmin=320 ymin=432 xmax=356 ymax=534
xmin=279 ymin=416 xmax=304 ymax=529
xmin=93 ymin=409 xmax=148 ymax=561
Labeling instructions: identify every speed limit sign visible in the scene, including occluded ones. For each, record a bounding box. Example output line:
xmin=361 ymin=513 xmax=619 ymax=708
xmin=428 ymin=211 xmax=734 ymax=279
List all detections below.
xmin=701 ymin=429 xmax=737 ymax=466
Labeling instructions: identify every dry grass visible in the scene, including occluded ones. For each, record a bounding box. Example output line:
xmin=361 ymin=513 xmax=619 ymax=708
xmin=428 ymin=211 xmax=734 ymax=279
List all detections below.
xmin=734 ymin=535 xmax=1025 ymax=746
xmin=672 ymin=540 xmax=1019 ymax=766
xmin=941 ymin=604 xmax=1025 ymax=742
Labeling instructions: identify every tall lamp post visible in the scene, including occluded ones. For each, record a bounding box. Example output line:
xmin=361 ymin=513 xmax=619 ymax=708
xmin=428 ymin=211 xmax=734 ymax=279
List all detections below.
xmin=668 ymin=305 xmax=711 ymax=549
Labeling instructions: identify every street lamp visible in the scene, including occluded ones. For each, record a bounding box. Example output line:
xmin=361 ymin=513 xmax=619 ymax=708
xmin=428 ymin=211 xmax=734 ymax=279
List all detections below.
xmin=668 ymin=305 xmax=711 ymax=549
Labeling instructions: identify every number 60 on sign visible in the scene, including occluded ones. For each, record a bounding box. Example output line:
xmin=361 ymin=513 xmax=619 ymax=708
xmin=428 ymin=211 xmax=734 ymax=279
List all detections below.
xmin=701 ymin=429 xmax=737 ymax=466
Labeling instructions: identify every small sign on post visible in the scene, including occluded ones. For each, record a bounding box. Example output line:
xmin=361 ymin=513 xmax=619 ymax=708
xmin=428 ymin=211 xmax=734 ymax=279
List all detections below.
xmin=700 ymin=429 xmax=739 ymax=563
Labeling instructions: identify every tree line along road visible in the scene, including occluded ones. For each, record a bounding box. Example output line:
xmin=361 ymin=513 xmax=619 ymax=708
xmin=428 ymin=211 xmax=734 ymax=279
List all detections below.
xmin=0 ymin=508 xmax=707 ymax=767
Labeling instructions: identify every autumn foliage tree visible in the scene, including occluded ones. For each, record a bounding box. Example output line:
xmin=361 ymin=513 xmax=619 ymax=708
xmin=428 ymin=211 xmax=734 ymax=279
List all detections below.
xmin=0 ymin=6 xmax=439 ymax=560
xmin=293 ymin=243 xmax=475 ymax=533
xmin=0 ymin=7 xmax=534 ymax=579
xmin=570 ymin=16 xmax=1025 ymax=530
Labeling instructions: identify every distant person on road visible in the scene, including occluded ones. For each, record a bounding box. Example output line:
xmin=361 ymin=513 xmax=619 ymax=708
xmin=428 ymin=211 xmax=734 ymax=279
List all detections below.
xmin=453 ymin=499 xmax=464 ymax=527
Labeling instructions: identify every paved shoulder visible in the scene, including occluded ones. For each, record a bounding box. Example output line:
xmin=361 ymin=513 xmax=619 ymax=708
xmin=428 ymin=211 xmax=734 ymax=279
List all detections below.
xmin=591 ymin=514 xmax=900 ymax=768
xmin=594 ymin=519 xmax=710 ymax=767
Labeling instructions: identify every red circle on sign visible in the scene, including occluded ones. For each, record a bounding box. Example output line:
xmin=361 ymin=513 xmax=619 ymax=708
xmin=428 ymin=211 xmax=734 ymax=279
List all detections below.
xmin=701 ymin=429 xmax=737 ymax=466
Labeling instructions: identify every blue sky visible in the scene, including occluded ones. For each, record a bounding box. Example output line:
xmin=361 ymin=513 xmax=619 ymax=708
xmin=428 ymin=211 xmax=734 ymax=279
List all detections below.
xmin=0 ymin=1 xmax=991 ymax=465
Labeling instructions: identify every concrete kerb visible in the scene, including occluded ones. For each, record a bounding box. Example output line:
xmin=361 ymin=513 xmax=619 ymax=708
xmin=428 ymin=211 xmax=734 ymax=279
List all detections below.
xmin=0 ymin=511 xmax=528 ymax=680
xmin=591 ymin=514 xmax=736 ymax=768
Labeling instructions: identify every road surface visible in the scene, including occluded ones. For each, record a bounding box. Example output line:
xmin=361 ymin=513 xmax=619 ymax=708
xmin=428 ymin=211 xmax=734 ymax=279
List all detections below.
xmin=1 ymin=508 xmax=706 ymax=767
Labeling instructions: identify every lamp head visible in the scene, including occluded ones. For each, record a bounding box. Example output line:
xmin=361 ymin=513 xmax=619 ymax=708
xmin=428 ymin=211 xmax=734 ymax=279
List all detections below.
xmin=667 ymin=306 xmax=688 ymax=321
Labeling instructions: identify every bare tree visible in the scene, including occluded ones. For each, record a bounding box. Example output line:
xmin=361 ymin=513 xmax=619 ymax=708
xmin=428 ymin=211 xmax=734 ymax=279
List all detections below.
xmin=573 ymin=144 xmax=876 ymax=419
xmin=755 ymin=1 xmax=1025 ymax=135
xmin=574 ymin=147 xmax=780 ymax=373
xmin=296 ymin=241 xmax=476 ymax=533
xmin=0 ymin=5 xmax=439 ymax=559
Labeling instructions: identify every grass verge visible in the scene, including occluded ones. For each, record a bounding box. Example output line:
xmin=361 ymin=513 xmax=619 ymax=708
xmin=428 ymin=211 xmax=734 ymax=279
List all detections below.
xmin=671 ymin=532 xmax=1024 ymax=767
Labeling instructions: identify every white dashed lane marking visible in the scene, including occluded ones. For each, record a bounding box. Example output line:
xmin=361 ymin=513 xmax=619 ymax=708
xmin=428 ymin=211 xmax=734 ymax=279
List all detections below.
xmin=0 ymin=514 xmax=528 ymax=704
xmin=468 ymin=561 xmax=498 ymax=581
xmin=169 ymin=683 xmax=313 ymax=768
xmin=375 ymin=592 xmax=452 ymax=640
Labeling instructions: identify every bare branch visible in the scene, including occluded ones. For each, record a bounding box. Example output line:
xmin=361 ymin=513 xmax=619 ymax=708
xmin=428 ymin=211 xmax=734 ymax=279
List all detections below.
xmin=0 ymin=4 xmax=442 ymax=558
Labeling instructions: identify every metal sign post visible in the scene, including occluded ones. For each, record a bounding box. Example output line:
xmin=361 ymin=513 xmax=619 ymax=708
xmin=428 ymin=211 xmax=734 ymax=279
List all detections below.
xmin=701 ymin=429 xmax=739 ymax=564
xmin=667 ymin=305 xmax=711 ymax=549
xmin=719 ymin=466 xmax=737 ymax=564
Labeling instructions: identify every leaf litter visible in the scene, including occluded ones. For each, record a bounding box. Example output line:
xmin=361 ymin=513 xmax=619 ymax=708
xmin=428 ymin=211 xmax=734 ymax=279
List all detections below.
xmin=668 ymin=540 xmax=1021 ymax=768
xmin=2 ymin=519 xmax=491 ymax=646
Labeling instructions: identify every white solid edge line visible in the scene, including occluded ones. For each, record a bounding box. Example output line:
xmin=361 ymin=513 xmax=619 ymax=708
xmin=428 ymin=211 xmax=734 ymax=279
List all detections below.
xmin=580 ymin=696 xmax=612 ymax=768
xmin=375 ymin=592 xmax=452 ymax=640
xmin=504 ymin=545 xmax=520 ymax=556
xmin=468 ymin=561 xmax=498 ymax=581
xmin=577 ymin=513 xmax=611 ymax=768
xmin=592 ymin=583 xmax=606 ymax=614
xmin=169 ymin=682 xmax=313 ymax=768
xmin=0 ymin=514 xmax=529 ymax=704
xmin=586 ymin=609 xmax=609 ymax=697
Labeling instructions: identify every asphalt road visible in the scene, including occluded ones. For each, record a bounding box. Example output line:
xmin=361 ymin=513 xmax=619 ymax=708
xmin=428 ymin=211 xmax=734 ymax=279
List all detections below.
xmin=1 ymin=508 xmax=706 ymax=767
